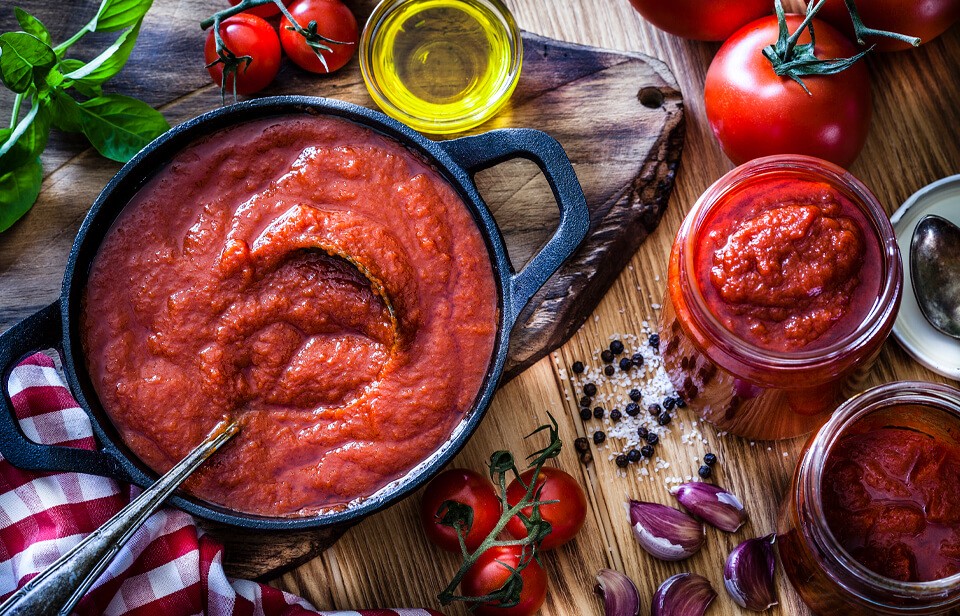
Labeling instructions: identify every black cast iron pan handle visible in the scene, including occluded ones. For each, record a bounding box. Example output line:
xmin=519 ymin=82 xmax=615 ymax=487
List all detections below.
xmin=440 ymin=129 xmax=590 ymax=325
xmin=0 ymin=301 xmax=125 ymax=479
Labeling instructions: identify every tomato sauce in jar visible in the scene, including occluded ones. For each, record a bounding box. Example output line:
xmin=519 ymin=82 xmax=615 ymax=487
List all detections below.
xmin=779 ymin=382 xmax=960 ymax=614
xmin=659 ymin=156 xmax=901 ymax=439
xmin=81 ymin=115 xmax=498 ymax=517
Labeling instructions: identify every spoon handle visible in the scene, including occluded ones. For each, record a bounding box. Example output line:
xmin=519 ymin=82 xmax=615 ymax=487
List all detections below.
xmin=0 ymin=419 xmax=239 ymax=616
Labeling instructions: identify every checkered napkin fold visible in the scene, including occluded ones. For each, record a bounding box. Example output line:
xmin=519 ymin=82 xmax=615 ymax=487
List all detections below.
xmin=0 ymin=353 xmax=444 ymax=616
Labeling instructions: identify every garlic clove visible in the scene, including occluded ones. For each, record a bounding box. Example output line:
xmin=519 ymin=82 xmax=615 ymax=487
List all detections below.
xmin=674 ymin=482 xmax=748 ymax=532
xmin=595 ymin=568 xmax=640 ymax=616
xmin=651 ymin=573 xmax=717 ymax=616
xmin=628 ymin=500 xmax=705 ymax=561
xmin=724 ymin=534 xmax=779 ymax=611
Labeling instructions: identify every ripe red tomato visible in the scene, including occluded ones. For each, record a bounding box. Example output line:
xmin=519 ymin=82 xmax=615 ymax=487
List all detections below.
xmin=506 ymin=467 xmax=587 ymax=550
xmin=279 ymin=0 xmax=358 ymax=74
xmin=204 ymin=13 xmax=281 ymax=95
xmin=817 ymin=0 xmax=960 ymax=51
xmin=626 ymin=0 xmax=771 ymax=41
xmin=228 ymin=0 xmax=290 ymax=19
xmin=420 ymin=469 xmax=502 ymax=553
xmin=704 ymin=14 xmax=872 ymax=169
xmin=462 ymin=546 xmax=548 ymax=616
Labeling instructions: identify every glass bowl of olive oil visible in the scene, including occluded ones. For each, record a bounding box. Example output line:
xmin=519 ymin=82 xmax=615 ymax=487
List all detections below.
xmin=359 ymin=0 xmax=523 ymax=135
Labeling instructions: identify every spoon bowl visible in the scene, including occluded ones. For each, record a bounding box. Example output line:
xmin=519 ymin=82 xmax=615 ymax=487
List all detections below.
xmin=911 ymin=214 xmax=960 ymax=339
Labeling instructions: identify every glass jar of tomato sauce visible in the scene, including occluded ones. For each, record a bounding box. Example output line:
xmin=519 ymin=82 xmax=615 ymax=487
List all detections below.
xmin=778 ymin=381 xmax=960 ymax=614
xmin=658 ymin=155 xmax=902 ymax=440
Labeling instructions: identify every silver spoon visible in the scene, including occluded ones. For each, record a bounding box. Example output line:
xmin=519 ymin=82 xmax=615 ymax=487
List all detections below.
xmin=911 ymin=214 xmax=960 ymax=339
xmin=0 ymin=419 xmax=239 ymax=616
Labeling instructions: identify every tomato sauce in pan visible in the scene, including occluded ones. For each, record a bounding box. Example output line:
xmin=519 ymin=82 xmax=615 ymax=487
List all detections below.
xmin=82 ymin=115 xmax=498 ymax=516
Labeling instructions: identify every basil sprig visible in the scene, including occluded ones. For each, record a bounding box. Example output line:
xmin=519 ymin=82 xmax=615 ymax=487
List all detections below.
xmin=0 ymin=0 xmax=169 ymax=233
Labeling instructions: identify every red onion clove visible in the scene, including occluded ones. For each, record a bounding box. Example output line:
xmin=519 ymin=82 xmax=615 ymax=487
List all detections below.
xmin=673 ymin=482 xmax=748 ymax=532
xmin=595 ymin=568 xmax=641 ymax=616
xmin=651 ymin=573 xmax=717 ymax=616
xmin=628 ymin=500 xmax=705 ymax=561
xmin=724 ymin=534 xmax=779 ymax=611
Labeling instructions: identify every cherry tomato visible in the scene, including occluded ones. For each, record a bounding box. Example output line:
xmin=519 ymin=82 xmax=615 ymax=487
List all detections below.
xmin=461 ymin=545 xmax=548 ymax=616
xmin=204 ymin=13 xmax=281 ymax=95
xmin=420 ymin=469 xmax=502 ymax=553
xmin=228 ymin=0 xmax=290 ymax=19
xmin=626 ymin=0 xmax=771 ymax=41
xmin=704 ymin=14 xmax=872 ymax=169
xmin=817 ymin=0 xmax=960 ymax=52
xmin=506 ymin=467 xmax=587 ymax=550
xmin=279 ymin=0 xmax=358 ymax=74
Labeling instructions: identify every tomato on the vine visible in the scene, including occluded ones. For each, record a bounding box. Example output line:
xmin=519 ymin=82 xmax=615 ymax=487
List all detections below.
xmin=461 ymin=546 xmax=548 ymax=616
xmin=279 ymin=0 xmax=358 ymax=74
xmin=704 ymin=14 xmax=872 ymax=169
xmin=626 ymin=0 xmax=770 ymax=41
xmin=420 ymin=469 xmax=502 ymax=553
xmin=204 ymin=13 xmax=282 ymax=95
xmin=228 ymin=0 xmax=291 ymax=19
xmin=817 ymin=0 xmax=960 ymax=52
xmin=506 ymin=467 xmax=587 ymax=550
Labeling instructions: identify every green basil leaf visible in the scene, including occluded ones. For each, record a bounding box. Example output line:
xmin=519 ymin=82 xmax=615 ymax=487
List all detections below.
xmin=14 ymin=8 xmax=52 ymax=46
xmin=91 ymin=0 xmax=154 ymax=33
xmin=0 ymin=103 xmax=49 ymax=175
xmin=50 ymin=90 xmax=84 ymax=133
xmin=77 ymin=94 xmax=169 ymax=162
xmin=0 ymin=98 xmax=40 ymax=159
xmin=64 ymin=21 xmax=140 ymax=85
xmin=0 ymin=156 xmax=43 ymax=233
xmin=0 ymin=32 xmax=56 ymax=93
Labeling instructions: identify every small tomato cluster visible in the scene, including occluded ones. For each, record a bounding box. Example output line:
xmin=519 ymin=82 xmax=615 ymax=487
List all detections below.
xmin=203 ymin=0 xmax=358 ymax=97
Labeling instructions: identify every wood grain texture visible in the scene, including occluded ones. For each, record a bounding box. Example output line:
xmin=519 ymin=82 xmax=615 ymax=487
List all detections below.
xmin=1 ymin=0 xmax=958 ymax=615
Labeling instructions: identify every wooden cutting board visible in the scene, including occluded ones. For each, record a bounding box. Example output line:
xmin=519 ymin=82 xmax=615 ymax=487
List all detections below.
xmin=0 ymin=0 xmax=683 ymax=579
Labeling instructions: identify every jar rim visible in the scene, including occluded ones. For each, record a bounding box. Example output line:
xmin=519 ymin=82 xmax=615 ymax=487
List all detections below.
xmin=800 ymin=381 xmax=960 ymax=603
xmin=676 ymin=155 xmax=902 ymax=375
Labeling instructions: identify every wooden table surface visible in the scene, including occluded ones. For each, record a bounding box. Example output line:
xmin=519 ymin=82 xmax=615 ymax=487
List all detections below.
xmin=268 ymin=2 xmax=960 ymax=615
xmin=1 ymin=0 xmax=958 ymax=614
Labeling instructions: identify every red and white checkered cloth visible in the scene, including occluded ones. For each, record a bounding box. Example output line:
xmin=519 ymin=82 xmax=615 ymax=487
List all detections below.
xmin=1 ymin=352 xmax=444 ymax=616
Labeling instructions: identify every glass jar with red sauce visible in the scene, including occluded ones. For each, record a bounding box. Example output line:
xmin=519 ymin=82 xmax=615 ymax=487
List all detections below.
xmin=658 ymin=155 xmax=902 ymax=440
xmin=778 ymin=381 xmax=960 ymax=614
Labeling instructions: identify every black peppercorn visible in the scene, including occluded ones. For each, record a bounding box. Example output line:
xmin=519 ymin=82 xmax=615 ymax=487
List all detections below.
xmin=637 ymin=426 xmax=649 ymax=439
xmin=583 ymin=383 xmax=597 ymax=397
xmin=657 ymin=412 xmax=672 ymax=426
xmin=648 ymin=403 xmax=662 ymax=416
xmin=640 ymin=444 xmax=654 ymax=458
xmin=572 ymin=361 xmax=585 ymax=374
xmin=625 ymin=402 xmax=640 ymax=417
xmin=600 ymin=349 xmax=614 ymax=363
xmin=610 ymin=340 xmax=625 ymax=355
xmin=631 ymin=352 xmax=644 ymax=368
xmin=703 ymin=452 xmax=718 ymax=466
xmin=604 ymin=364 xmax=615 ymax=376
xmin=648 ymin=333 xmax=660 ymax=348
xmin=627 ymin=449 xmax=642 ymax=463
xmin=593 ymin=430 xmax=606 ymax=444
xmin=698 ymin=464 xmax=712 ymax=478
xmin=581 ymin=451 xmax=593 ymax=465
xmin=579 ymin=408 xmax=592 ymax=421
xmin=610 ymin=408 xmax=622 ymax=422
xmin=629 ymin=388 xmax=642 ymax=402
xmin=579 ymin=396 xmax=591 ymax=408
xmin=619 ymin=357 xmax=633 ymax=371
xmin=663 ymin=397 xmax=676 ymax=410
xmin=593 ymin=407 xmax=605 ymax=419
xmin=574 ymin=437 xmax=590 ymax=453
xmin=615 ymin=454 xmax=629 ymax=468
xmin=675 ymin=397 xmax=687 ymax=408
xmin=646 ymin=432 xmax=659 ymax=445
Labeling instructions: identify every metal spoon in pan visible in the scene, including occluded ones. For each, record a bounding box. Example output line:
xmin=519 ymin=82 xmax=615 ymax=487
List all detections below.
xmin=0 ymin=419 xmax=239 ymax=616
xmin=911 ymin=214 xmax=960 ymax=339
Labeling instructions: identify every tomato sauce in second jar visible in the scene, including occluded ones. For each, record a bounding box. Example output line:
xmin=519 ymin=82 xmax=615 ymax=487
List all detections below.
xmin=695 ymin=177 xmax=882 ymax=352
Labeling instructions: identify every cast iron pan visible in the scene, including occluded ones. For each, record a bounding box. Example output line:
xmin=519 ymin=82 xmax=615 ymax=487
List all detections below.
xmin=0 ymin=96 xmax=589 ymax=531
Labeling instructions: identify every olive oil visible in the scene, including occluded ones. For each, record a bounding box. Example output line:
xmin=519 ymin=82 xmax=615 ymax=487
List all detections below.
xmin=361 ymin=0 xmax=521 ymax=134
